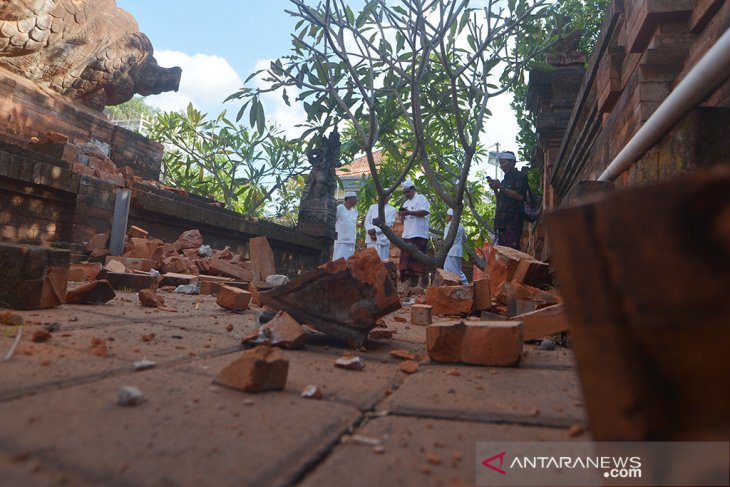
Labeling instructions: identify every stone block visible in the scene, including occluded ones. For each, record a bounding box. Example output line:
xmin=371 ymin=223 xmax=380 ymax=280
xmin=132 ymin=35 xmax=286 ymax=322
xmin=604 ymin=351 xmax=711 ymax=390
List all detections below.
xmin=433 ymin=268 xmax=461 ymax=287
xmin=65 ymin=280 xmax=115 ymax=305
xmin=213 ymin=345 xmax=289 ymax=392
xmin=217 ymin=285 xmax=252 ymax=311
xmin=425 ymin=285 xmax=473 ymax=316
xmin=410 ymin=304 xmax=432 ymax=326
xmin=471 ymin=279 xmax=492 ymax=311
xmin=0 ymin=243 xmax=69 ymax=310
xmin=426 ymin=320 xmax=524 ymax=366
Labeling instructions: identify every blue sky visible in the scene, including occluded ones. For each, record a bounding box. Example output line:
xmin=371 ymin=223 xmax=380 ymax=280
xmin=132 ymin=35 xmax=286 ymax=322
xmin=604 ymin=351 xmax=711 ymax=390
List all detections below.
xmin=117 ymin=0 xmax=518 ymax=157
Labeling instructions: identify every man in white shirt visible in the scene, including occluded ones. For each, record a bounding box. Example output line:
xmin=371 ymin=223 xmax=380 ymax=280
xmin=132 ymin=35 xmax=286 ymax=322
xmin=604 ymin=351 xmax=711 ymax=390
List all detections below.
xmin=364 ymin=201 xmax=397 ymax=261
xmin=398 ymin=180 xmax=430 ymax=290
xmin=443 ymin=208 xmax=468 ymax=284
xmin=333 ymin=191 xmax=358 ymax=260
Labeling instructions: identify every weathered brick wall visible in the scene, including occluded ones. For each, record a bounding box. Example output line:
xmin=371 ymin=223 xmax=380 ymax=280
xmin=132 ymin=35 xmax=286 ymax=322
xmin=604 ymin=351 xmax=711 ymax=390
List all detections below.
xmin=0 ymin=141 xmax=330 ymax=276
xmin=548 ymin=0 xmax=730 ymax=204
xmin=0 ymin=68 xmax=162 ymax=180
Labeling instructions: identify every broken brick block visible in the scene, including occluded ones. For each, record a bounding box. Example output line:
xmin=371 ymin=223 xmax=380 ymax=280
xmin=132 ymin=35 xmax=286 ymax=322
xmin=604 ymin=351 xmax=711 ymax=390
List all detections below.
xmin=123 ymin=238 xmax=164 ymax=261
xmin=216 ymin=285 xmax=252 ymax=311
xmin=68 ymin=262 xmax=103 ymax=282
xmin=249 ymin=236 xmax=277 ymax=282
xmin=127 ymin=226 xmax=149 ymax=239
xmin=213 ymin=345 xmax=288 ymax=392
xmin=426 ymin=320 xmax=523 ymax=366
xmin=139 ymin=289 xmax=165 ymax=308
xmin=411 ymin=304 xmax=432 ymax=326
xmin=199 ymin=278 xmax=241 ymax=296
xmin=398 ymin=360 xmax=419 ymax=374
xmin=104 ymin=260 xmax=127 ymax=274
xmin=160 ymin=256 xmax=192 ymax=275
xmin=105 ymin=256 xmax=154 ymax=273
xmin=471 ymin=279 xmax=492 ymax=311
xmin=0 ymin=243 xmax=70 ymax=310
xmin=158 ymin=273 xmax=197 ymax=288
xmin=425 ymin=285 xmax=473 ymax=316
xmin=105 ymin=273 xmax=158 ymax=292
xmin=260 ymin=311 xmax=306 ymax=349
xmin=486 ymin=245 xmax=550 ymax=296
xmin=66 ymin=280 xmax=116 ymax=305
xmin=433 ymin=268 xmax=461 ymax=287
xmin=258 ymin=248 xmax=401 ymax=348
xmin=86 ymin=232 xmax=109 ymax=253
xmin=209 ymin=258 xmax=253 ymax=282
xmin=514 ymin=304 xmax=568 ymax=342
xmin=176 ymin=229 xmax=203 ymax=250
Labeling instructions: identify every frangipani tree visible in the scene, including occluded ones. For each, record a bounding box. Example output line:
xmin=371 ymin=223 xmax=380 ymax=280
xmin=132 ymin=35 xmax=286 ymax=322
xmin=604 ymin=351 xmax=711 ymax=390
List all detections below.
xmin=229 ymin=0 xmax=560 ymax=267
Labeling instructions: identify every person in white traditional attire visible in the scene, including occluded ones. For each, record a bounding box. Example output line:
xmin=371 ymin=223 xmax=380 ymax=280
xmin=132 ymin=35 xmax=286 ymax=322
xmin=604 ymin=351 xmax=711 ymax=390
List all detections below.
xmin=364 ymin=201 xmax=397 ymax=261
xmin=333 ymin=191 xmax=358 ymax=260
xmin=443 ymin=208 xmax=468 ymax=284
xmin=398 ymin=180 xmax=430 ymax=290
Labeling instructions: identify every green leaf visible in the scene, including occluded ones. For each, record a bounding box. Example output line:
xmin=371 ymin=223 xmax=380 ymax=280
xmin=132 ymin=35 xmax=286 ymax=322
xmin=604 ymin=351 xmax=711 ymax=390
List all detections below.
xmin=256 ymin=102 xmax=265 ymax=135
xmin=249 ymin=97 xmax=258 ymax=129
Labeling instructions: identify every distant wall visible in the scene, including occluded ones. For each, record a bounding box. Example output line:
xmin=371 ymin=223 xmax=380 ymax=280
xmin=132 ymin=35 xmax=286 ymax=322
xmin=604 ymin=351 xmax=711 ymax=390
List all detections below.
xmin=0 ymin=141 xmax=331 ymax=276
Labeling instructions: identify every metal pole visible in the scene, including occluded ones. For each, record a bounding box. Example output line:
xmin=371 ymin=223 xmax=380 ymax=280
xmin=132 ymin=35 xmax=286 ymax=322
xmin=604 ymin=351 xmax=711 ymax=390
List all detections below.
xmin=598 ymin=27 xmax=730 ymax=182
xmin=109 ymin=188 xmax=131 ymax=256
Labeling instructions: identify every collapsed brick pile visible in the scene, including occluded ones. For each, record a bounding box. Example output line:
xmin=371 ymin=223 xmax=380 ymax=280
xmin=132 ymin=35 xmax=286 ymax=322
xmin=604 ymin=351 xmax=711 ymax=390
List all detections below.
xmin=71 ymin=226 xmax=277 ymax=300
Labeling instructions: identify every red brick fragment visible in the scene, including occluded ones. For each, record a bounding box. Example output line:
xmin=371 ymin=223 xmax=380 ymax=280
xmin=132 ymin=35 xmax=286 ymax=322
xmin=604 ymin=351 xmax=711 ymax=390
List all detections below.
xmin=213 ymin=345 xmax=289 ymax=392
xmin=138 ymin=289 xmax=165 ymax=308
xmin=411 ymin=304 xmax=432 ymax=326
xmin=433 ymin=268 xmax=461 ymax=287
xmin=216 ymin=285 xmax=252 ymax=311
xmin=426 ymin=320 xmax=523 ymax=366
xmin=176 ymin=229 xmax=203 ymax=250
xmin=398 ymin=360 xmax=419 ymax=374
xmin=65 ymin=280 xmax=116 ymax=305
xmin=261 ymin=312 xmax=306 ymax=349
xmin=425 ymin=286 xmax=473 ymax=316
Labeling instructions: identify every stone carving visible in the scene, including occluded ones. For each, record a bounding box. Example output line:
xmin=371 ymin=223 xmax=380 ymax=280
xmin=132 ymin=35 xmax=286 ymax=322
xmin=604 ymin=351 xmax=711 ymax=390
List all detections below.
xmin=0 ymin=0 xmax=181 ymax=110
xmin=297 ymin=128 xmax=341 ymax=239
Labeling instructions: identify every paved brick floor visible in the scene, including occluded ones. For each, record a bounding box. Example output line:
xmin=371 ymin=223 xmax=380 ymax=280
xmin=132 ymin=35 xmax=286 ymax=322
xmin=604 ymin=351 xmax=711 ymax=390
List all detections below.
xmin=0 ymin=291 xmax=588 ymax=486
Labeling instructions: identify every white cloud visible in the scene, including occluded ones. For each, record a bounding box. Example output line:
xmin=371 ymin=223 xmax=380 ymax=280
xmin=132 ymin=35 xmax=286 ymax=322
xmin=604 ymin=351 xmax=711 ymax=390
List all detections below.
xmin=141 ymin=50 xmax=244 ymax=118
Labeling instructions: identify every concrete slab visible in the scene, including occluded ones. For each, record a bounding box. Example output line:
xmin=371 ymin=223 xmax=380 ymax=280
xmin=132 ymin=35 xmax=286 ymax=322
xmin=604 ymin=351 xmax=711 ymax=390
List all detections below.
xmin=0 ymin=450 xmax=93 ymax=487
xmin=301 ymin=415 xmax=588 ymax=487
xmin=0 ymin=341 xmax=130 ymax=401
xmin=381 ymin=364 xmax=586 ymax=428
xmin=0 ymin=368 xmax=361 ymax=487
xmin=46 ymin=323 xmax=241 ymax=364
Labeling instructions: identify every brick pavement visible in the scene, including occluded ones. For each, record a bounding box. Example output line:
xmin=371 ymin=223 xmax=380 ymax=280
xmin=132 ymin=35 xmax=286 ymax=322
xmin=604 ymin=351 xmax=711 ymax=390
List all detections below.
xmin=0 ymin=292 xmax=587 ymax=486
